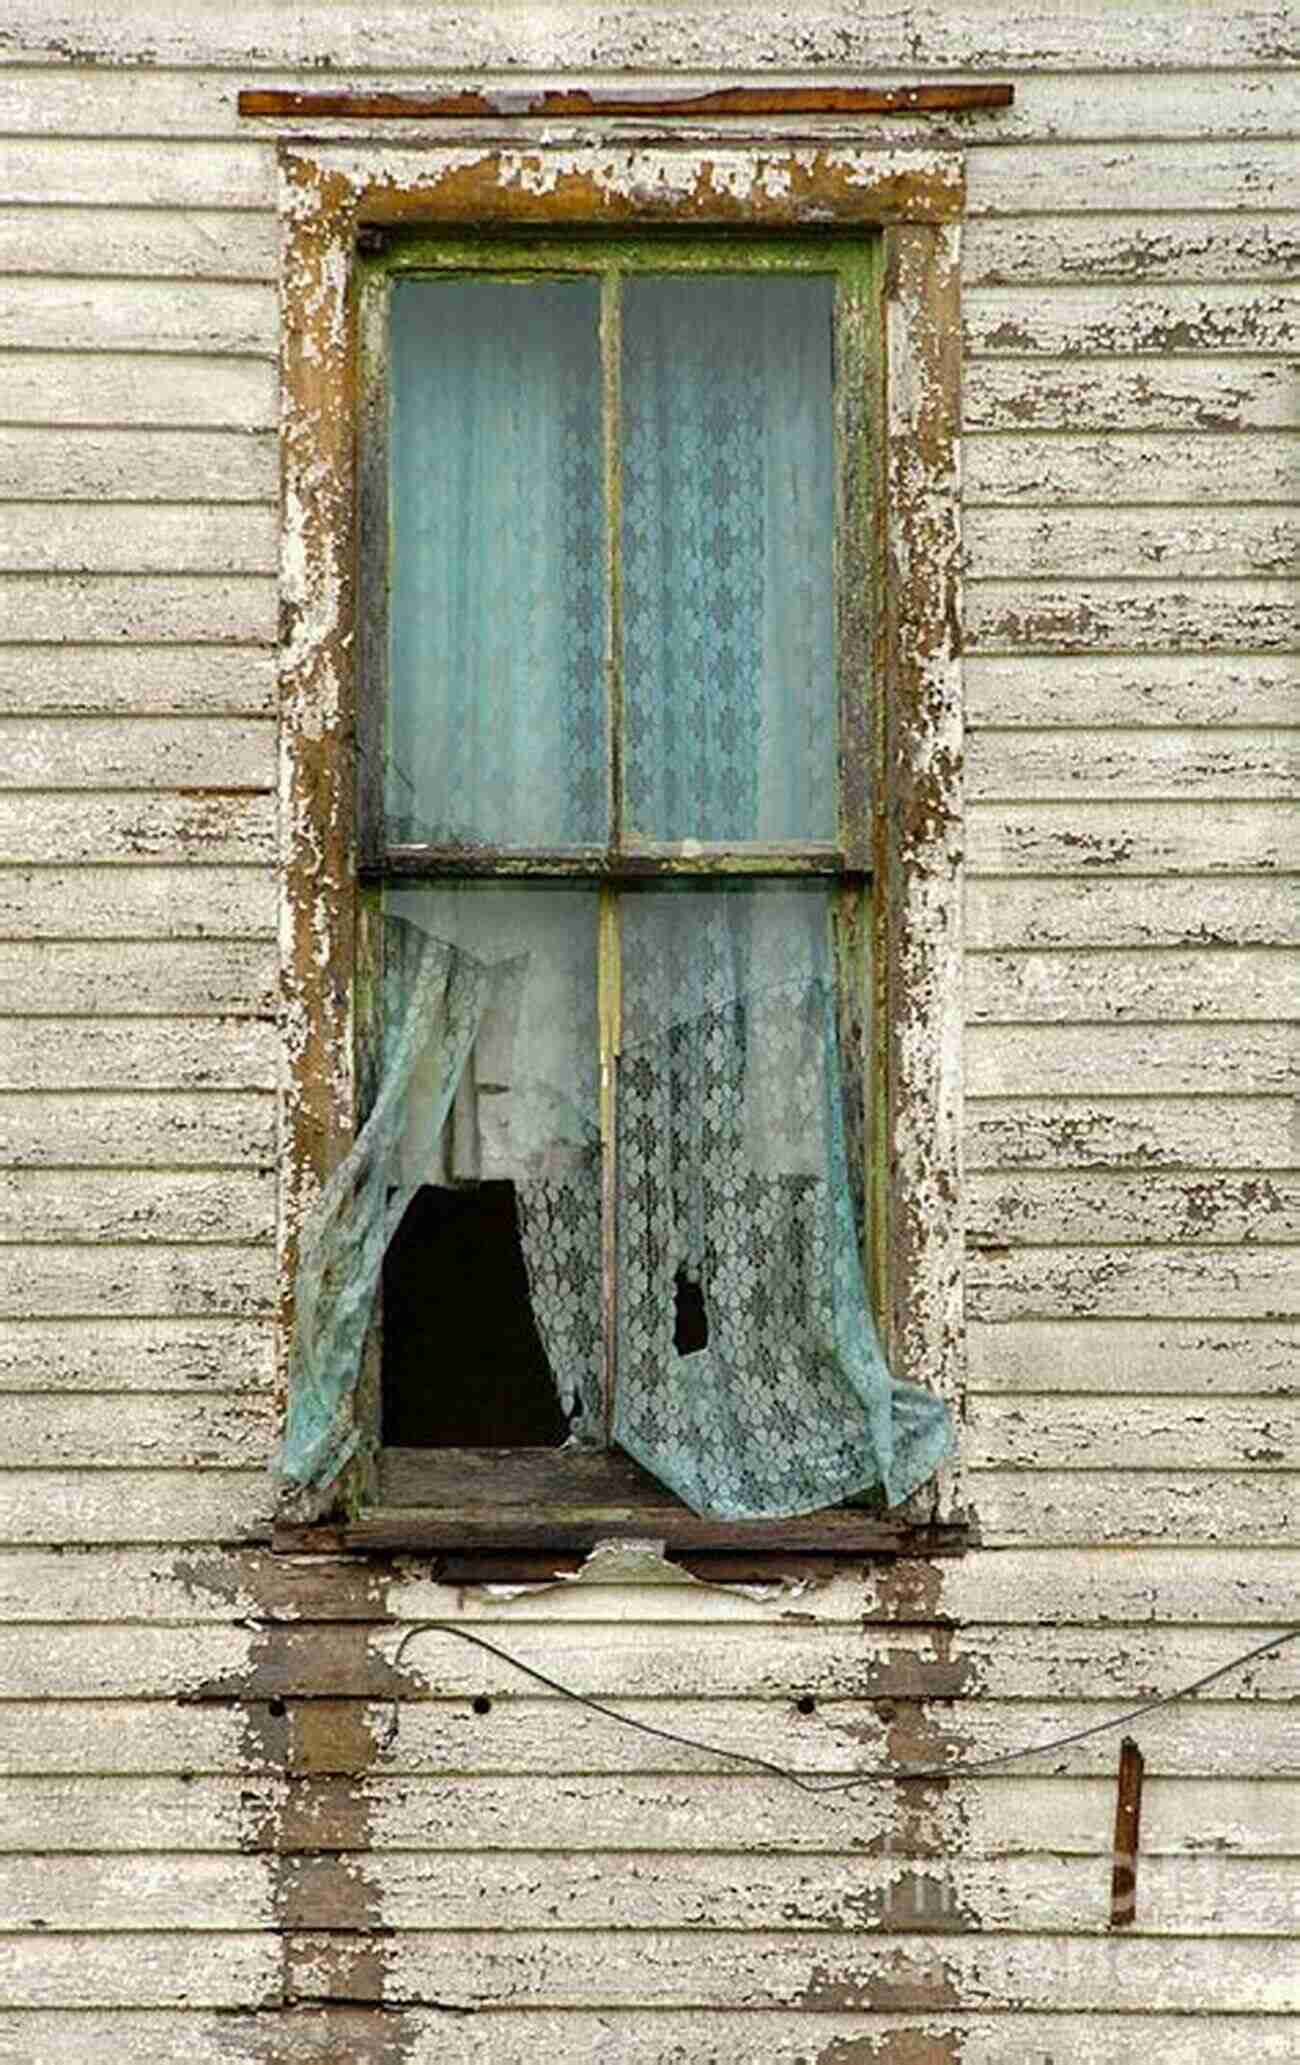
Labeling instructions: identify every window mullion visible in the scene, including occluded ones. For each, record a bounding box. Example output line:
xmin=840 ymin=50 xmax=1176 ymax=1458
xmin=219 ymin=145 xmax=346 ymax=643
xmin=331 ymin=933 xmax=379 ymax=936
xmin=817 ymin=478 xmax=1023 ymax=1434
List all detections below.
xmin=602 ymin=262 xmax=624 ymax=855
xmin=599 ymin=263 xmax=625 ymax=1441
xmin=597 ymin=883 xmax=622 ymax=1443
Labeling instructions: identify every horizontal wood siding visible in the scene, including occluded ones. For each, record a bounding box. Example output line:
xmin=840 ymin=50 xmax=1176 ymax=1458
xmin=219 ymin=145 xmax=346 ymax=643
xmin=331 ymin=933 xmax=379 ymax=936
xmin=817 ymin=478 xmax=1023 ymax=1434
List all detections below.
xmin=0 ymin=7 xmax=1295 ymax=2061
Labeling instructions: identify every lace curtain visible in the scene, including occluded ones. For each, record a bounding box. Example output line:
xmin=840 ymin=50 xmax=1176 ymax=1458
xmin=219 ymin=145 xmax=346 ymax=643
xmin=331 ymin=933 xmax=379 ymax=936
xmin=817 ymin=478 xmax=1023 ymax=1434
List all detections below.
xmin=279 ymin=264 xmax=953 ymax=1514
xmin=281 ymin=891 xmax=951 ymax=1515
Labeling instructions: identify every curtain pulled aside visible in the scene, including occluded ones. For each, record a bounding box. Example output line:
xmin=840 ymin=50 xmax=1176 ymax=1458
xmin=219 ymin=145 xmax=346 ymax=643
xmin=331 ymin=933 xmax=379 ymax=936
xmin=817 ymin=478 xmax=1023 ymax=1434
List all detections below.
xmin=279 ymin=900 xmax=952 ymax=1517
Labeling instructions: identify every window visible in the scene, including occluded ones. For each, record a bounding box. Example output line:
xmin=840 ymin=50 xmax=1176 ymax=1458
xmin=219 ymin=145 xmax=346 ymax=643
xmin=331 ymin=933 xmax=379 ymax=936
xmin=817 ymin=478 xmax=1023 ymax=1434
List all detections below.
xmin=275 ymin=146 xmax=965 ymax=1555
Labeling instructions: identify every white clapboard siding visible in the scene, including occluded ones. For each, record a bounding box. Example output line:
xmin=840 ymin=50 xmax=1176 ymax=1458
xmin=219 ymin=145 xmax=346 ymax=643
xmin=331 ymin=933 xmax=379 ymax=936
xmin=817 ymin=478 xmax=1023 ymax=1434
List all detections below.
xmin=0 ymin=1468 xmax=274 ymax=1545
xmin=965 ymin=213 xmax=1300 ymax=285
xmin=0 ymin=1244 xmax=276 ymax=1321
xmin=4 ymin=1768 xmax=1293 ymax=1860
xmin=969 ymin=730 xmax=1298 ymax=800
xmin=968 ymin=946 xmax=1297 ymax=1022
xmin=0 ymin=11 xmax=1296 ymax=2060
xmin=966 ymin=580 xmax=1298 ymax=655
xmin=0 ymin=501 xmax=279 ymax=575
xmin=6 ymin=573 xmax=276 ymax=643
xmin=0 ymin=2010 xmax=1294 ymax=2065
xmin=0 ymin=137 xmax=272 ymax=211
xmin=1 ymin=1851 xmax=1296 ymax=1938
xmin=965 ymin=358 xmax=1300 ymax=434
xmin=966 ymin=1024 xmax=1298 ymax=1098
xmin=965 ymin=507 xmax=1300 ymax=580
xmin=0 ymin=1091 xmax=274 ymax=1167
xmin=967 ymin=1244 xmax=1298 ymax=1322
xmin=0 ymin=66 xmax=1296 ymax=146
xmin=969 ymin=1319 xmax=1299 ymax=1395
xmin=968 ymin=1170 xmax=1300 ymax=1245
xmin=0 ymin=941 xmax=276 ymax=1015
xmin=297 ymin=1932 xmax=1300 ymax=2012
xmin=0 ymin=866 xmax=276 ymax=939
xmin=964 ymin=431 xmax=1298 ymax=504
xmin=0 ymin=275 xmax=274 ymax=356
xmin=0 ymin=205 xmax=278 ymax=280
xmin=0 ymin=1932 xmax=277 ymax=2010
xmin=0 ymin=425 xmax=277 ymax=501
xmin=0 ymin=1316 xmax=274 ymax=1392
xmin=965 ymin=1097 xmax=1294 ymax=1169
xmin=966 ymin=1470 xmax=1298 ymax=1546
xmin=2 ymin=6 xmax=1293 ymax=72
xmin=965 ymin=283 xmax=1300 ymax=355
xmin=0 ymin=717 xmax=273 ymax=788
xmin=965 ymin=876 xmax=1298 ymax=950
xmin=1 ymin=1540 xmax=1292 ymax=1630
xmin=0 ymin=350 xmax=277 ymax=430
xmin=0 ymin=645 xmax=276 ymax=716
xmin=0 ymin=1169 xmax=275 ymax=1243
xmin=968 ymin=801 xmax=1300 ymax=875
xmin=0 ymin=1686 xmax=1293 ymax=1784
xmin=0 ymin=791 xmax=277 ymax=865
xmin=8 ymin=1615 xmax=1295 ymax=1703
xmin=966 ymin=656 xmax=1300 ymax=731
xmin=2 ymin=62 xmax=1300 ymax=145
xmin=969 ymin=1395 xmax=1298 ymax=1468
xmin=0 ymin=1018 xmax=279 ymax=1091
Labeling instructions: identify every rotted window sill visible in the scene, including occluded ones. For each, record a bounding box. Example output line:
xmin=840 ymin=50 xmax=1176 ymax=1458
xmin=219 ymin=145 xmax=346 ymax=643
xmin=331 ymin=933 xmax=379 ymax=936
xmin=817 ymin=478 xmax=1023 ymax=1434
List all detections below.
xmin=273 ymin=1446 xmax=973 ymax=1572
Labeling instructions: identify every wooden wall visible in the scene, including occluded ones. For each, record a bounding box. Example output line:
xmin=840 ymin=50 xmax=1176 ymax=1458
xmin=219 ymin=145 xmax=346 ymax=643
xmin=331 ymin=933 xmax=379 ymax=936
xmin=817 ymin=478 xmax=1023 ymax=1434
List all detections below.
xmin=0 ymin=5 xmax=1295 ymax=2058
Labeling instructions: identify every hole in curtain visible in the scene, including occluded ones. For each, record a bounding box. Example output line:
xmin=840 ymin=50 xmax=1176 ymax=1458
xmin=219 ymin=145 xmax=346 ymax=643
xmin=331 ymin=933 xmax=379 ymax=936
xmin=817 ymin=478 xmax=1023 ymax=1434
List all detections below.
xmin=672 ymin=1268 xmax=709 ymax=1356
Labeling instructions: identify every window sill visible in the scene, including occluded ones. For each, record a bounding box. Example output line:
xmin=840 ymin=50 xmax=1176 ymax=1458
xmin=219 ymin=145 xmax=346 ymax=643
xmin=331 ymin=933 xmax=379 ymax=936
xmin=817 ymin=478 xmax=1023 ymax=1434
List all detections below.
xmin=274 ymin=1446 xmax=972 ymax=1560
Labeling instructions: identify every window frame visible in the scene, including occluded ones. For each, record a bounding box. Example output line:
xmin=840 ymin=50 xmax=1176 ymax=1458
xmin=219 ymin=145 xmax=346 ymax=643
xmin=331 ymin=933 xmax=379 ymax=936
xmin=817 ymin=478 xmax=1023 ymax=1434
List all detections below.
xmin=276 ymin=141 xmax=966 ymax=1557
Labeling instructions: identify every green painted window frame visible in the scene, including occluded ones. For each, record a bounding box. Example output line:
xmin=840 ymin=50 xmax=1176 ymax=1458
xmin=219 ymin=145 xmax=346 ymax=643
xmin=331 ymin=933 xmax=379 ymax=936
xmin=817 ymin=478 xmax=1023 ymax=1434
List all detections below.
xmin=352 ymin=228 xmax=895 ymax=1540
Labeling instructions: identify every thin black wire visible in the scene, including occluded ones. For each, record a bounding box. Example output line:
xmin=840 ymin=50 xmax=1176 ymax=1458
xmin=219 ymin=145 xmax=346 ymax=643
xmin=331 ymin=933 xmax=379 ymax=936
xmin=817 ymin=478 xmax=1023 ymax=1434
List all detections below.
xmin=389 ymin=1620 xmax=1299 ymax=1793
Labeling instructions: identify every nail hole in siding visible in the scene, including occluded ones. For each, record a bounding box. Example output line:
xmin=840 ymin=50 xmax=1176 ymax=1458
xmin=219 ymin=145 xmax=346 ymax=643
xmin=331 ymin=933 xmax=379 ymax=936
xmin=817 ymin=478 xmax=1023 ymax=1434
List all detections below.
xmin=472 ymin=1694 xmax=492 ymax=1716
xmin=267 ymin=1697 xmax=286 ymax=1718
xmin=796 ymin=1694 xmax=817 ymax=1716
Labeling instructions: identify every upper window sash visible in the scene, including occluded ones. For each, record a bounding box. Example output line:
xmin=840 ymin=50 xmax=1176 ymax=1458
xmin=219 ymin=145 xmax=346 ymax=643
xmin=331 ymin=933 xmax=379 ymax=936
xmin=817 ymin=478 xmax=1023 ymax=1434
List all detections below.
xmin=356 ymin=232 xmax=879 ymax=881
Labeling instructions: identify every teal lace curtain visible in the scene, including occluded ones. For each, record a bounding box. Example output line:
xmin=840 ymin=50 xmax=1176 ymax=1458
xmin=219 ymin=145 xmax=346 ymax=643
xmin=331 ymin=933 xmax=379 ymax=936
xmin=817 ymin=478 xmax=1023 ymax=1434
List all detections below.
xmin=386 ymin=277 xmax=607 ymax=848
xmin=622 ymin=275 xmax=836 ymax=845
xmin=279 ymin=262 xmax=953 ymax=1514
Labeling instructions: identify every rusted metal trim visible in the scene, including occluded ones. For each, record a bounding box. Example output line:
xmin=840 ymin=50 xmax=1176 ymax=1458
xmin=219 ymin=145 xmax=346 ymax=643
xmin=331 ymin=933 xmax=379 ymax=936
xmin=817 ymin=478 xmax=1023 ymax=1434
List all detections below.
xmin=246 ymin=84 xmax=1012 ymax=122
xmin=1110 ymin=1734 xmax=1146 ymax=1928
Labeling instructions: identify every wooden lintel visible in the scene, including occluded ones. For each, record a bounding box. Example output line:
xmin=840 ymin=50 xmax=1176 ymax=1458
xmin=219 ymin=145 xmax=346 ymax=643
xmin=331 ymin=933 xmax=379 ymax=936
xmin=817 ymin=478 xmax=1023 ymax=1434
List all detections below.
xmin=241 ymin=83 xmax=1013 ymax=122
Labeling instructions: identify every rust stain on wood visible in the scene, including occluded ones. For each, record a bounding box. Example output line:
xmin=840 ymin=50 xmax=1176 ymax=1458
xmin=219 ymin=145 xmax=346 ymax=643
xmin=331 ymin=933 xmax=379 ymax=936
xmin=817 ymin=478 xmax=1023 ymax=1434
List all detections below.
xmin=177 ymin=1550 xmax=417 ymax=2054
xmin=1111 ymin=1733 xmax=1146 ymax=1928
xmin=244 ymin=83 xmax=1013 ymax=121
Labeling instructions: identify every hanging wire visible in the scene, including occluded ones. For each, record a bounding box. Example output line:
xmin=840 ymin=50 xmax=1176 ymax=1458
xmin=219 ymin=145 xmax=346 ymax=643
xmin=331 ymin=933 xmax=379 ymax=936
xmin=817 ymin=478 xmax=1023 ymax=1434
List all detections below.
xmin=387 ymin=1619 xmax=1299 ymax=1794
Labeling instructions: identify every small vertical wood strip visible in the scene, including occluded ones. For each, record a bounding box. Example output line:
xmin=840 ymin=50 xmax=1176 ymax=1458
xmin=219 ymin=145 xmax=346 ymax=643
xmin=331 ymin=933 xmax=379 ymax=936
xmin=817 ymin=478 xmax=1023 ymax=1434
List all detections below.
xmin=602 ymin=265 xmax=624 ymax=856
xmin=355 ymin=260 xmax=389 ymax=872
xmin=278 ymin=153 xmax=361 ymax=1415
xmin=1110 ymin=1735 xmax=1146 ymax=1928
xmin=835 ymin=244 xmax=876 ymax=873
xmin=598 ymin=885 xmax=623 ymax=1442
xmin=880 ymin=218 xmax=965 ymax=1507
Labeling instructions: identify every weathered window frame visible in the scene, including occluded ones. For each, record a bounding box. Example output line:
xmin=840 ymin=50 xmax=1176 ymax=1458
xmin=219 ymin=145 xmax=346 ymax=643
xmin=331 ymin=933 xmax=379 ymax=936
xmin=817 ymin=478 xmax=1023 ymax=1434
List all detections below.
xmin=277 ymin=143 xmax=965 ymax=1556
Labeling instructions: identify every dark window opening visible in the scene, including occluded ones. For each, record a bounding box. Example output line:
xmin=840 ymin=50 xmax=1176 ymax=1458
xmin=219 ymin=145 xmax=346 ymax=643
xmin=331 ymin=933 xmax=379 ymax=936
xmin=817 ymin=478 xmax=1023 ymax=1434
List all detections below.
xmin=381 ymin=1181 xmax=570 ymax=1447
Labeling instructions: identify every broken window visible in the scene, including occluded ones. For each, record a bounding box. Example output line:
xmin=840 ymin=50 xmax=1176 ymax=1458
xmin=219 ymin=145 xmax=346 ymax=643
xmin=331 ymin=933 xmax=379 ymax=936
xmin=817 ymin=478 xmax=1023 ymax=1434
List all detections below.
xmin=276 ymin=198 xmax=962 ymax=1545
